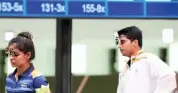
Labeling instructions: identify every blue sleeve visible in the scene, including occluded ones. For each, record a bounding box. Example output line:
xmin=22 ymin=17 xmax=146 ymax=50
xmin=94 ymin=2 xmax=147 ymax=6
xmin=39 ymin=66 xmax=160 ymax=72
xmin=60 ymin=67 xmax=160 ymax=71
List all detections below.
xmin=33 ymin=75 xmax=50 ymax=93
xmin=33 ymin=75 xmax=48 ymax=88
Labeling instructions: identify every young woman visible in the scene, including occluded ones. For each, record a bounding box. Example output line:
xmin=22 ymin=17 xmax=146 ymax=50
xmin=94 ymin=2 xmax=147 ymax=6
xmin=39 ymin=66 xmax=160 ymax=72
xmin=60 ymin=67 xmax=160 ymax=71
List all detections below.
xmin=5 ymin=31 xmax=51 ymax=93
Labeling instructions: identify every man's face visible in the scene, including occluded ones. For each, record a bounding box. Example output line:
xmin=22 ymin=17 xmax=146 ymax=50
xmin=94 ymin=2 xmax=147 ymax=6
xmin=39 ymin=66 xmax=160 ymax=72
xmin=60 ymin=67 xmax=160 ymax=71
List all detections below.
xmin=116 ymin=35 xmax=134 ymax=57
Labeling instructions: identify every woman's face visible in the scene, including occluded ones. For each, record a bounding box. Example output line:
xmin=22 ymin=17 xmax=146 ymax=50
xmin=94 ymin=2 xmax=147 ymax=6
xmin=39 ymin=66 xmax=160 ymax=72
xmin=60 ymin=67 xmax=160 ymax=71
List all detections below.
xmin=7 ymin=43 xmax=30 ymax=68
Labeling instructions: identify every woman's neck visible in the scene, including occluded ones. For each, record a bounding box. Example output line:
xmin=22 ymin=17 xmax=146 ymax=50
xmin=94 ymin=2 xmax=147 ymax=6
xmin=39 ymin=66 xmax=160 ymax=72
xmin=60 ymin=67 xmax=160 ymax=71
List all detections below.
xmin=16 ymin=63 xmax=30 ymax=76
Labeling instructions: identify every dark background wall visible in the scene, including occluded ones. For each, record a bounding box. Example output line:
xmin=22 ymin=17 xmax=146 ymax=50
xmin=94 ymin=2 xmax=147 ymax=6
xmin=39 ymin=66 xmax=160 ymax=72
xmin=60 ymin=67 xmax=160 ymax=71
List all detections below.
xmin=47 ymin=73 xmax=118 ymax=93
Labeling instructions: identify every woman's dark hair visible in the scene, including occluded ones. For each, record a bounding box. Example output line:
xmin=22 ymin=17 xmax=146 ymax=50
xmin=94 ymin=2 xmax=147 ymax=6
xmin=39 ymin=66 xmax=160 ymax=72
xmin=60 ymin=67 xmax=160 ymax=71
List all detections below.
xmin=8 ymin=31 xmax=35 ymax=60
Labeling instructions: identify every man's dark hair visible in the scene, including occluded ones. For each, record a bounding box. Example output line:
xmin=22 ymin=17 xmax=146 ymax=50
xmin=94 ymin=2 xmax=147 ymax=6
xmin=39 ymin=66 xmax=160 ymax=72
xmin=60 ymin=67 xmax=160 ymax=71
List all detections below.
xmin=8 ymin=31 xmax=35 ymax=60
xmin=117 ymin=26 xmax=142 ymax=48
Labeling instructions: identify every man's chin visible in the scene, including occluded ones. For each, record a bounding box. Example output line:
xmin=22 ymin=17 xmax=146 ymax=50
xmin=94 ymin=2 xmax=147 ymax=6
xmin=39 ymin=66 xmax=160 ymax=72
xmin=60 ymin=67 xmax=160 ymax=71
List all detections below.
xmin=121 ymin=53 xmax=129 ymax=57
xmin=11 ymin=65 xmax=17 ymax=68
xmin=121 ymin=52 xmax=126 ymax=56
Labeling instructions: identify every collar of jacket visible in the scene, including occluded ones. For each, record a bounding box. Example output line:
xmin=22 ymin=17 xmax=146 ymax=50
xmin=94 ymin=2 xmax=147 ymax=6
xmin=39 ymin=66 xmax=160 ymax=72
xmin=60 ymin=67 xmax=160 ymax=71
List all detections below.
xmin=131 ymin=50 xmax=144 ymax=63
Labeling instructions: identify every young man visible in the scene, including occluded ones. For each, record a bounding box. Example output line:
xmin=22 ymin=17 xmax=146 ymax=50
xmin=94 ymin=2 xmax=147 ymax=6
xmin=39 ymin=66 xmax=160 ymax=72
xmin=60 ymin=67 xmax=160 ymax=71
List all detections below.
xmin=115 ymin=26 xmax=177 ymax=93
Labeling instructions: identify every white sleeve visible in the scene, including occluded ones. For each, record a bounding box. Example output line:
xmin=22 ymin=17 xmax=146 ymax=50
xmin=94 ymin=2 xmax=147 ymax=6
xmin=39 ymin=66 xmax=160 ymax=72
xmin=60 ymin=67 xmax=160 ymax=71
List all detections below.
xmin=117 ymin=63 xmax=128 ymax=93
xmin=117 ymin=73 xmax=123 ymax=93
xmin=150 ymin=55 xmax=177 ymax=93
xmin=117 ymin=82 xmax=121 ymax=93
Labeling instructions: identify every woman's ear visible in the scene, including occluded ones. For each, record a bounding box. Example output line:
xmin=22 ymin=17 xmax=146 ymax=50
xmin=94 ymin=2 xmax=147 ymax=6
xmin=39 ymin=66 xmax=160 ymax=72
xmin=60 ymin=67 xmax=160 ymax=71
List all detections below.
xmin=26 ymin=52 xmax=31 ymax=60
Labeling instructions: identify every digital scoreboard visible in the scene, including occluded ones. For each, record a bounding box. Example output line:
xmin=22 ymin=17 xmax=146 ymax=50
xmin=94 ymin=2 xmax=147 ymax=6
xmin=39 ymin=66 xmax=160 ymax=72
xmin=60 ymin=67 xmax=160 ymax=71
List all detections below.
xmin=0 ymin=0 xmax=177 ymax=18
